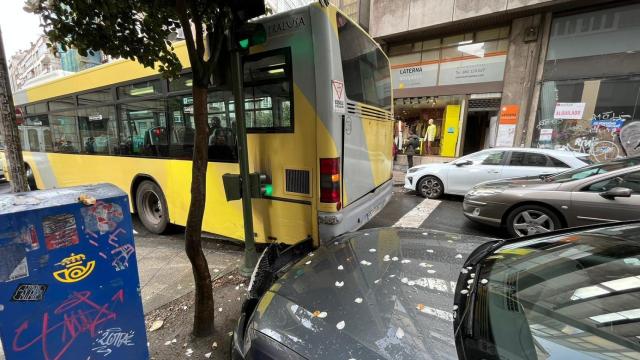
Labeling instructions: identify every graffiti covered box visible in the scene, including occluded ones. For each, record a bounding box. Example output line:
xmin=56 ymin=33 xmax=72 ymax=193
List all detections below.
xmin=0 ymin=184 xmax=148 ymax=360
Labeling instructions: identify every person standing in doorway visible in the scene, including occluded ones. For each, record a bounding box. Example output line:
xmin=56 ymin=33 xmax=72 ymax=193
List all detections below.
xmin=404 ymin=130 xmax=420 ymax=168
xmin=424 ymin=118 xmax=437 ymax=155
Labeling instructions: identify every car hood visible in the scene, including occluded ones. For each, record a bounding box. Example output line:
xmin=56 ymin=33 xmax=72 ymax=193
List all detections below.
xmin=250 ymin=228 xmax=492 ymax=360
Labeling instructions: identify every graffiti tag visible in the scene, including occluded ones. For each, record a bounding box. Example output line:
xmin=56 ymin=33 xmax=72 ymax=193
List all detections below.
xmin=91 ymin=327 xmax=135 ymax=356
xmin=11 ymin=284 xmax=48 ymax=302
xmin=12 ymin=289 xmax=124 ymax=360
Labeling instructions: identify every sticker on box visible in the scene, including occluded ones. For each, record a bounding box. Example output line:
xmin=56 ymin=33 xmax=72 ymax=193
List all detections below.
xmin=43 ymin=213 xmax=79 ymax=250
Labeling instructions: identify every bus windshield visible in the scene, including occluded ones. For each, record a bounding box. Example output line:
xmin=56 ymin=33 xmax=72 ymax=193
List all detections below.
xmin=336 ymin=12 xmax=391 ymax=110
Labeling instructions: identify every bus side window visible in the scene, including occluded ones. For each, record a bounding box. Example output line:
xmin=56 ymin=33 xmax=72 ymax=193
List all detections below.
xmin=168 ymin=95 xmax=195 ymax=159
xmin=243 ymin=49 xmax=293 ymax=132
xmin=78 ymin=106 xmax=117 ymax=155
xmin=207 ymin=91 xmax=237 ymax=162
xmin=50 ymin=111 xmax=80 ymax=153
xmin=119 ymin=100 xmax=168 ymax=157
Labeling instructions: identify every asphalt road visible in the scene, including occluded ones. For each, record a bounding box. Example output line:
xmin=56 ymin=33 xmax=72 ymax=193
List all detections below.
xmin=362 ymin=185 xmax=510 ymax=239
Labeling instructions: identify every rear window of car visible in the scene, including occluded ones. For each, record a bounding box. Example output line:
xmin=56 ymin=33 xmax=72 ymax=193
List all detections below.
xmin=509 ymin=152 xmax=549 ymax=167
xmin=549 ymin=156 xmax=570 ymax=168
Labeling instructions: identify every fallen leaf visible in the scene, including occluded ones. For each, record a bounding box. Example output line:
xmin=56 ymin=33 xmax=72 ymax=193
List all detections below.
xmin=396 ymin=327 xmax=405 ymax=339
xmin=211 ymin=342 xmax=218 ymax=349
xmin=392 ymin=256 xmax=399 ymax=261
xmin=417 ymin=303 xmax=425 ymax=311
xmin=455 ymin=254 xmax=463 ymax=259
xmin=427 ymin=249 xmax=434 ymax=253
xmin=360 ymin=260 xmax=371 ymax=266
xmin=335 ymin=281 xmax=344 ymax=287
xmin=354 ymin=297 xmax=363 ymax=303
xmin=305 ymin=260 xmax=312 ymax=265
xmin=427 ymin=269 xmax=436 ymax=274
xmin=218 ymin=307 xmax=222 ymax=312
xmin=337 ymin=265 xmax=344 ymax=270
xmin=149 ymin=320 xmax=164 ymax=332
xmin=401 ymin=259 xmax=411 ymax=264
xmin=336 ymin=320 xmax=345 ymax=330
xmin=369 ymin=248 xmax=377 ymax=253
xmin=383 ymin=255 xmax=390 ymax=262
xmin=164 ymin=341 xmax=172 ymax=346
xmin=205 ymin=352 xmax=212 ymax=358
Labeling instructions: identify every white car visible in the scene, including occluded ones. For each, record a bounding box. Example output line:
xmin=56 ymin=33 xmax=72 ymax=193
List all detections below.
xmin=404 ymin=148 xmax=591 ymax=198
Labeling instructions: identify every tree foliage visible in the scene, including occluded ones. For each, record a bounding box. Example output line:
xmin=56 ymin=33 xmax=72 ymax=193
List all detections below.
xmin=26 ymin=0 xmax=238 ymax=337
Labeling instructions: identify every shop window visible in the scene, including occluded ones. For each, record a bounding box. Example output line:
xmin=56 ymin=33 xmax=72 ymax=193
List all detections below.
xmin=547 ymin=3 xmax=640 ymax=61
xmin=117 ymin=80 xmax=162 ymax=99
xmin=442 ymin=33 xmax=473 ymax=47
xmin=534 ymin=76 xmax=640 ymax=159
xmin=78 ymin=89 xmax=113 ymax=106
xmin=421 ymin=39 xmax=440 ymax=51
xmin=118 ymin=100 xmax=168 ymax=157
xmin=78 ymin=106 xmax=117 ymax=155
xmin=50 ymin=111 xmax=80 ymax=153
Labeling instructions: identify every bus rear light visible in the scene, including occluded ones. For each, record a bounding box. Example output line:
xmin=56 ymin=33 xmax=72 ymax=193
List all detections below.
xmin=320 ymin=158 xmax=340 ymax=204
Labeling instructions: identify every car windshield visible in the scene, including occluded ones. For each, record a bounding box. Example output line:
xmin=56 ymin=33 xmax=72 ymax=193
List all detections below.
xmin=545 ymin=157 xmax=640 ymax=183
xmin=469 ymin=224 xmax=640 ymax=359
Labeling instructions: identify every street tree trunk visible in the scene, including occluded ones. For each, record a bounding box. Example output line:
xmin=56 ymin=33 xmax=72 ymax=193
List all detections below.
xmin=0 ymin=26 xmax=28 ymax=193
xmin=184 ymin=84 xmax=215 ymax=336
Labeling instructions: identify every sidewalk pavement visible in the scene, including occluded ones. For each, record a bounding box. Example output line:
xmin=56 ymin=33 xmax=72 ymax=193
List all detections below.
xmin=134 ymin=221 xmax=244 ymax=314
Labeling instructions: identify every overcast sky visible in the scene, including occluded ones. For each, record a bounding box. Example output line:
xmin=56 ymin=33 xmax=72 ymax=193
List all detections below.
xmin=0 ymin=0 xmax=42 ymax=58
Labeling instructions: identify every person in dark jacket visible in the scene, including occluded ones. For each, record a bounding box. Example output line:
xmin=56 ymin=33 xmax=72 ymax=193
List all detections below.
xmin=404 ymin=131 xmax=420 ymax=168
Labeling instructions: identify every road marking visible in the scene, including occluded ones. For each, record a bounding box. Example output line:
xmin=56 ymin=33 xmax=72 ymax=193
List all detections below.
xmin=392 ymin=199 xmax=441 ymax=228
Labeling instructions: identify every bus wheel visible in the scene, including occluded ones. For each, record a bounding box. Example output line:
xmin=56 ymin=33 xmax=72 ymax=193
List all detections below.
xmin=136 ymin=180 xmax=169 ymax=234
xmin=25 ymin=165 xmax=37 ymax=190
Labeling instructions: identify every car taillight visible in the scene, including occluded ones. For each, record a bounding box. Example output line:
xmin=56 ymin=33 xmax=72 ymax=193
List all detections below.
xmin=320 ymin=158 xmax=340 ymax=207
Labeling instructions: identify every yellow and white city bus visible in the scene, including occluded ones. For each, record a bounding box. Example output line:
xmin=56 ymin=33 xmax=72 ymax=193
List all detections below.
xmin=7 ymin=4 xmax=393 ymax=246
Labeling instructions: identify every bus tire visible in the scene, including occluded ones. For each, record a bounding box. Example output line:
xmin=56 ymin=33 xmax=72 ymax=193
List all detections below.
xmin=135 ymin=180 xmax=169 ymax=234
xmin=25 ymin=164 xmax=37 ymax=191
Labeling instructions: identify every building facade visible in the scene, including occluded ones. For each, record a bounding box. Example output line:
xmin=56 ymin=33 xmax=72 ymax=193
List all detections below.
xmin=8 ymin=35 xmax=106 ymax=93
xmin=8 ymin=36 xmax=62 ymax=93
xmin=365 ymin=0 xmax=640 ymax=159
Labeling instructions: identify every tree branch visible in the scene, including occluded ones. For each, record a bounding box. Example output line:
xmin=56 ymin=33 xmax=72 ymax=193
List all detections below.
xmin=191 ymin=2 xmax=204 ymax=60
xmin=175 ymin=0 xmax=199 ymax=72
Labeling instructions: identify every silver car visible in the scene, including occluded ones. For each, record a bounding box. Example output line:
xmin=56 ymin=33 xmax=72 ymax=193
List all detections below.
xmin=405 ymin=148 xmax=590 ymax=199
xmin=464 ymin=157 xmax=640 ymax=237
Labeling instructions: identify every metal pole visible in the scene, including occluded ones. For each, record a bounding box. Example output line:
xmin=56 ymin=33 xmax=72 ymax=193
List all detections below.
xmin=0 ymin=26 xmax=29 ymax=193
xmin=230 ymin=43 xmax=257 ymax=276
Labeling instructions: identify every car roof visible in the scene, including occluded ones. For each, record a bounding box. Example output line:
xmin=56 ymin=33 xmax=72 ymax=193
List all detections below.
xmin=485 ymin=147 xmax=589 ymax=158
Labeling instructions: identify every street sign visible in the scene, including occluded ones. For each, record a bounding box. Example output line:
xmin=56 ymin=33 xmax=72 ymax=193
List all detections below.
xmin=0 ymin=184 xmax=149 ymax=360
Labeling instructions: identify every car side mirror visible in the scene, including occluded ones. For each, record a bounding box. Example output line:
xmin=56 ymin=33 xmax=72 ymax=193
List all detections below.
xmin=599 ymin=187 xmax=633 ymax=200
xmin=455 ymin=160 xmax=472 ymax=167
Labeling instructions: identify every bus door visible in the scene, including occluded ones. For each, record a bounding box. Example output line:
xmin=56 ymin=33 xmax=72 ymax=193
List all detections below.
xmin=336 ymin=13 xmax=393 ymax=207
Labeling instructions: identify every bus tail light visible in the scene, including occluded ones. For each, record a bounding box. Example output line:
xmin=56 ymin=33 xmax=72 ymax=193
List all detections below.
xmin=320 ymin=158 xmax=340 ymax=206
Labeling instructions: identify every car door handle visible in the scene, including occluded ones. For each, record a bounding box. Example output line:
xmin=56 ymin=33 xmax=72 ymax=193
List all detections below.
xmin=487 ymin=170 xmax=500 ymax=174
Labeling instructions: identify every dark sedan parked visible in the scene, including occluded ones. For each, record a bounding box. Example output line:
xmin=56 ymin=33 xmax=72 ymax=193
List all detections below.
xmin=464 ymin=156 xmax=640 ymax=237
xmin=233 ymin=223 xmax=640 ymax=359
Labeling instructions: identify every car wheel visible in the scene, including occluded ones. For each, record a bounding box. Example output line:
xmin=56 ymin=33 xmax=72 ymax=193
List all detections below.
xmin=506 ymin=205 xmax=561 ymax=237
xmin=417 ymin=176 xmax=444 ymax=199
xmin=135 ymin=180 xmax=169 ymax=234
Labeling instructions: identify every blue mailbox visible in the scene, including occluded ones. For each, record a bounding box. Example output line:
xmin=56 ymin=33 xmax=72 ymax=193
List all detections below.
xmin=0 ymin=184 xmax=148 ymax=360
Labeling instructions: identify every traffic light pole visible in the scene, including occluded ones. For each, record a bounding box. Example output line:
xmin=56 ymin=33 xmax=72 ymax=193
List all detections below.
xmin=230 ymin=38 xmax=258 ymax=277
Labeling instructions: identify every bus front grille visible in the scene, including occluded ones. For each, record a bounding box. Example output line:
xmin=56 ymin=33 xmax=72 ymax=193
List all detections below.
xmin=285 ymin=169 xmax=310 ymax=195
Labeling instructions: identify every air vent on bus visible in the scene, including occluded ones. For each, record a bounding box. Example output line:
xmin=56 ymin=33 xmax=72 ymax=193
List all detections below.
xmin=346 ymin=101 xmax=393 ymax=121
xmin=285 ymin=169 xmax=310 ymax=195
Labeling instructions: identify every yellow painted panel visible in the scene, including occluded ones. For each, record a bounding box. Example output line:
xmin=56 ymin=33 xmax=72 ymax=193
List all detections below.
xmin=25 ymin=43 xmax=190 ymax=102
xmin=362 ymin=117 xmax=393 ymax=187
xmin=441 ymin=105 xmax=460 ymax=157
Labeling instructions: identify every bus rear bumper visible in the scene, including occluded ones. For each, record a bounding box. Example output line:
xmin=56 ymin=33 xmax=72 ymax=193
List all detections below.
xmin=318 ymin=179 xmax=392 ymax=244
